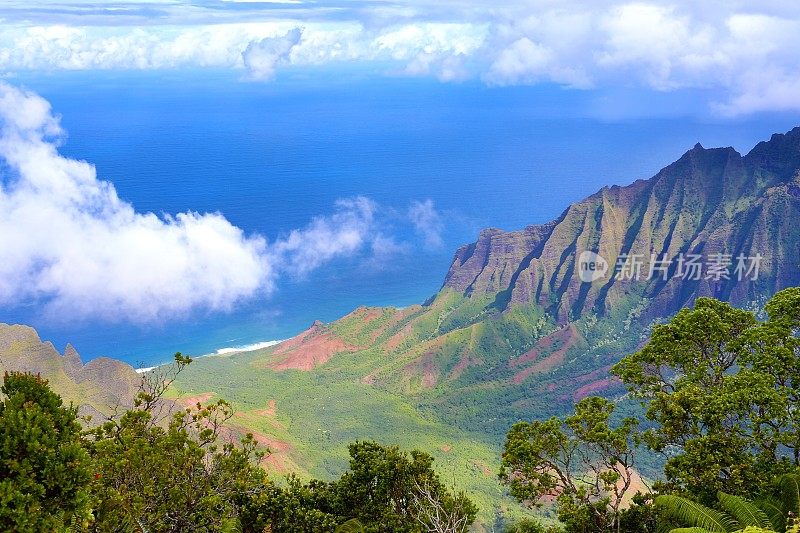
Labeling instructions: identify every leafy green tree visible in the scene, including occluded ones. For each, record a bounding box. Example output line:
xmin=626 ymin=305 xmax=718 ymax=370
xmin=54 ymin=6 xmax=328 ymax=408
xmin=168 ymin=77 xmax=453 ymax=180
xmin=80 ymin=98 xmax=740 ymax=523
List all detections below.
xmin=329 ymin=441 xmax=477 ymax=532
xmin=612 ymin=288 xmax=800 ymax=502
xmin=239 ymin=474 xmax=340 ymax=532
xmin=87 ymin=354 xmax=268 ymax=532
xmin=0 ymin=371 xmax=93 ymax=532
xmin=500 ymin=396 xmax=640 ymax=533
xmin=246 ymin=441 xmax=477 ymax=532
xmin=617 ymin=492 xmax=658 ymax=533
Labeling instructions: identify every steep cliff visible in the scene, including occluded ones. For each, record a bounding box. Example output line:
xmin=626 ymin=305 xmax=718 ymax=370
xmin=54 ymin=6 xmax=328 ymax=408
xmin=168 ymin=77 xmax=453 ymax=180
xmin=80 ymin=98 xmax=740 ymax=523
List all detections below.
xmin=237 ymin=127 xmax=800 ymax=437
xmin=0 ymin=323 xmax=140 ymax=418
xmin=443 ymin=128 xmax=800 ymax=323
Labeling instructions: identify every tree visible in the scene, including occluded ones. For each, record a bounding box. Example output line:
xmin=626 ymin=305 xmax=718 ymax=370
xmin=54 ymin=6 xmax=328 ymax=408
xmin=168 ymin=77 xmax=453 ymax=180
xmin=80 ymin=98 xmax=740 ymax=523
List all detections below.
xmin=330 ymin=441 xmax=477 ymax=533
xmin=239 ymin=474 xmax=341 ymax=532
xmin=0 ymin=372 xmax=93 ymax=531
xmin=505 ymin=517 xmax=563 ymax=532
xmin=500 ymin=396 xmax=640 ymax=533
xmin=87 ymin=353 xmax=268 ymax=532
xmin=611 ymin=289 xmax=800 ymax=502
xmin=241 ymin=441 xmax=477 ymax=533
xmin=410 ymin=477 xmax=476 ymax=533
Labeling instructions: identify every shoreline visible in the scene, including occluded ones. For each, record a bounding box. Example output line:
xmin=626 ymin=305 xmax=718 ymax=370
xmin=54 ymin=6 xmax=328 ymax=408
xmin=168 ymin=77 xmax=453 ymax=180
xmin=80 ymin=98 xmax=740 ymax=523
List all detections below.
xmin=134 ymin=339 xmax=283 ymax=373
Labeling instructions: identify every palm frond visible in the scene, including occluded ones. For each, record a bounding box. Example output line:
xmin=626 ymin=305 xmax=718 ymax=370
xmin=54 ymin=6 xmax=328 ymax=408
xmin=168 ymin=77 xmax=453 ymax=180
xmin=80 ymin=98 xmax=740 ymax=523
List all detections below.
xmin=668 ymin=528 xmax=716 ymax=533
xmin=754 ymin=495 xmax=786 ymax=532
xmin=655 ymin=495 xmax=738 ymax=533
xmin=717 ymin=492 xmax=772 ymax=529
xmin=657 ymin=520 xmax=680 ymax=533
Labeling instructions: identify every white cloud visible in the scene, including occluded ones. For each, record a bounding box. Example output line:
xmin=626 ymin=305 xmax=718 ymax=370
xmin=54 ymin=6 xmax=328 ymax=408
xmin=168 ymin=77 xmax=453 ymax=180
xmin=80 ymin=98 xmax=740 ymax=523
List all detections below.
xmin=242 ymin=27 xmax=302 ymax=80
xmin=408 ymin=199 xmax=444 ymax=249
xmin=596 ymin=4 xmax=719 ymax=90
xmin=0 ymin=82 xmax=269 ymax=321
xmin=269 ymin=196 xmax=378 ymax=277
xmin=0 ymin=83 xmax=410 ymax=322
xmin=1 ymin=2 xmax=800 ymax=114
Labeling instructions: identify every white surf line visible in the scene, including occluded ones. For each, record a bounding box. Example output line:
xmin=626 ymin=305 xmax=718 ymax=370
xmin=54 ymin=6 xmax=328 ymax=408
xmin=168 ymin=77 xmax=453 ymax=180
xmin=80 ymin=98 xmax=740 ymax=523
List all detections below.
xmin=134 ymin=339 xmax=284 ymax=372
xmin=213 ymin=339 xmax=282 ymax=355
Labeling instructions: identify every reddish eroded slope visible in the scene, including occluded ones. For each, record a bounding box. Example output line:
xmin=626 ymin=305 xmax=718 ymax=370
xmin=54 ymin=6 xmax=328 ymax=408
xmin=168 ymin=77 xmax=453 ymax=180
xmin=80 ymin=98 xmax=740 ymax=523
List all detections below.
xmin=569 ymin=365 xmax=624 ymax=402
xmin=509 ymin=324 xmax=580 ymax=385
xmin=177 ymin=392 xmax=214 ymax=408
xmin=266 ymin=320 xmax=361 ymax=371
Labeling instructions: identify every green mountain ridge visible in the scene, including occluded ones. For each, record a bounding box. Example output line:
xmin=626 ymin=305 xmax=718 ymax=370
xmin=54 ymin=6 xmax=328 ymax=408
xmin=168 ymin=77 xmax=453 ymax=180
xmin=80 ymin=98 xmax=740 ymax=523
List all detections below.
xmin=0 ymin=323 xmax=140 ymax=420
xmin=4 ymin=127 xmax=800 ymax=527
xmin=165 ymin=127 xmax=800 ymax=524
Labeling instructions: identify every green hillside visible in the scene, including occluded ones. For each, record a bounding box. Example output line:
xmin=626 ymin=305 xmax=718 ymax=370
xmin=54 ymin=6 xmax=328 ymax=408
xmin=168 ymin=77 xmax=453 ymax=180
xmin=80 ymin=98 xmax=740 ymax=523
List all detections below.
xmin=168 ymin=128 xmax=800 ymax=525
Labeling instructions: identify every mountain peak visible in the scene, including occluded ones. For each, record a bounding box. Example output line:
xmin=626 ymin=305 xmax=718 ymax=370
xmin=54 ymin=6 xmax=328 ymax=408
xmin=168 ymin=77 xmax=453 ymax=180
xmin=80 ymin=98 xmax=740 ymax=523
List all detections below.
xmin=441 ymin=127 xmax=800 ymax=322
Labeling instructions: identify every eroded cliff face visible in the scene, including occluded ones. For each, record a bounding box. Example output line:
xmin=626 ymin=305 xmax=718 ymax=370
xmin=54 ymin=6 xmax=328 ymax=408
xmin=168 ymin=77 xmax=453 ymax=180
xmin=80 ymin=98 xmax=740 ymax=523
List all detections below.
xmin=0 ymin=323 xmax=140 ymax=418
xmin=250 ymin=128 xmax=800 ymax=418
xmin=442 ymin=128 xmax=800 ymax=323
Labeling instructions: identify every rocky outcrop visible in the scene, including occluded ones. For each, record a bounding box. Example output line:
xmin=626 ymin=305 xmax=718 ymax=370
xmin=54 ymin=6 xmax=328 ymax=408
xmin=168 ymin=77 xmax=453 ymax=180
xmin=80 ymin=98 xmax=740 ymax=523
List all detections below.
xmin=442 ymin=127 xmax=800 ymax=323
xmin=0 ymin=323 xmax=140 ymax=415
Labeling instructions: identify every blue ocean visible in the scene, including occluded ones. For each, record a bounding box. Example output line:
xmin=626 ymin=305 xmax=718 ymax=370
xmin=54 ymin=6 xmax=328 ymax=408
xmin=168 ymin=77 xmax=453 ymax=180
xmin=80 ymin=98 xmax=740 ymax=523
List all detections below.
xmin=6 ymin=70 xmax=800 ymax=366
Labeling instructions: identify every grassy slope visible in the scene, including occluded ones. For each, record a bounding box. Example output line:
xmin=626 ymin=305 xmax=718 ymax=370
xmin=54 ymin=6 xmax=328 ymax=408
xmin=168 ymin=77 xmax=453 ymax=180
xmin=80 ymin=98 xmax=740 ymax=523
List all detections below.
xmin=166 ymin=291 xmax=658 ymax=525
xmin=167 ymin=348 xmax=538 ymax=526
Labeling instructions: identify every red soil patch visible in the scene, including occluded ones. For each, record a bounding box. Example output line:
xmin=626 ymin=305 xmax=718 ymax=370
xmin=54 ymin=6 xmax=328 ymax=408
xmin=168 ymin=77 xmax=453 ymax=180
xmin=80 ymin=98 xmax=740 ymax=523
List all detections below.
xmin=448 ymin=349 xmax=483 ymax=380
xmin=249 ymin=431 xmax=292 ymax=453
xmin=574 ymin=365 xmax=614 ymax=384
xmin=511 ymin=324 xmax=580 ymax=385
xmin=571 ymin=377 xmax=621 ymax=402
xmin=386 ymin=321 xmax=415 ymax=351
xmin=267 ymin=321 xmax=361 ymax=371
xmin=178 ymin=392 xmax=214 ymax=408
xmin=510 ymin=328 xmax=564 ymax=368
xmin=402 ymin=350 xmax=440 ymax=389
xmin=469 ymin=459 xmax=494 ymax=477
xmin=420 ymin=353 xmax=439 ymax=388
xmin=440 ymin=444 xmax=452 ymax=453
xmin=340 ymin=306 xmax=383 ymax=324
xmin=253 ymin=400 xmax=286 ymax=430
xmin=255 ymin=399 xmax=277 ymax=417
xmin=246 ymin=431 xmax=295 ymax=474
xmin=565 ymin=364 xmax=624 ymax=401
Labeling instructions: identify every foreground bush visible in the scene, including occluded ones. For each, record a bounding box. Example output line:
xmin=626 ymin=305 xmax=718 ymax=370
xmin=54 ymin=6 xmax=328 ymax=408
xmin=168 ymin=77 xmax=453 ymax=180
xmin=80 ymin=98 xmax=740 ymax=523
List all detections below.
xmin=0 ymin=354 xmax=476 ymax=532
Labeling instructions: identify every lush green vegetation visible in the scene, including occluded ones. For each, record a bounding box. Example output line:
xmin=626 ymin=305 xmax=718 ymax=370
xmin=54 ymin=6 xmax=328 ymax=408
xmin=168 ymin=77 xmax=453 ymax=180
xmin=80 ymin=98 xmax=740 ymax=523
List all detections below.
xmin=165 ymin=328 xmax=539 ymax=526
xmin=0 ymin=357 xmax=477 ymax=532
xmin=5 ymin=287 xmax=800 ymax=532
xmin=500 ymin=287 xmax=800 ymax=533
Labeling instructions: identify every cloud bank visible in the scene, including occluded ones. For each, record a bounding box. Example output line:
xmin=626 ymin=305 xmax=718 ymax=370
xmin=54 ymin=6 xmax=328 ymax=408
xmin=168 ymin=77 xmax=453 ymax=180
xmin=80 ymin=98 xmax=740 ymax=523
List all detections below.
xmin=1 ymin=2 xmax=800 ymax=114
xmin=0 ymin=82 xmax=434 ymax=323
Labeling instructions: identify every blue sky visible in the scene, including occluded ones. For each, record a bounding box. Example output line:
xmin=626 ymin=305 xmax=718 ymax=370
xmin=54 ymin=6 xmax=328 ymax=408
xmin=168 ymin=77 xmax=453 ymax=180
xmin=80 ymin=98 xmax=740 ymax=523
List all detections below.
xmin=1 ymin=0 xmax=799 ymax=116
